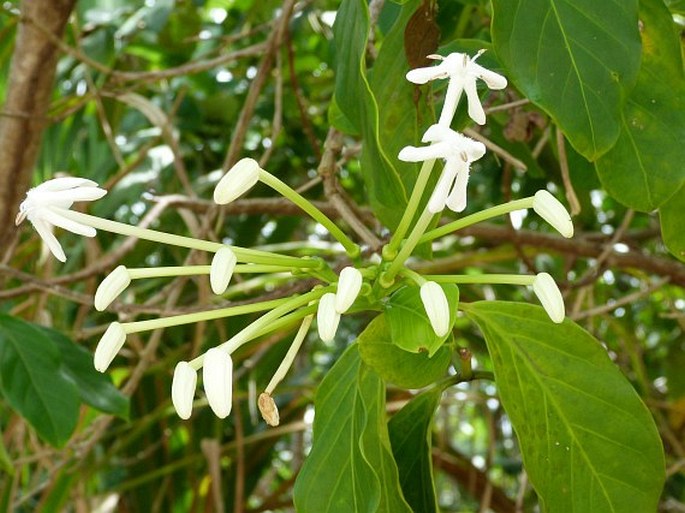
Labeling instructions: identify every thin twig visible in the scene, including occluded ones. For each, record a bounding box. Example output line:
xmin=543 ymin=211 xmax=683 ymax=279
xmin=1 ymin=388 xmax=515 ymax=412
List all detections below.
xmin=464 ymin=128 xmax=527 ymax=171
xmin=556 ymin=128 xmax=581 ymax=215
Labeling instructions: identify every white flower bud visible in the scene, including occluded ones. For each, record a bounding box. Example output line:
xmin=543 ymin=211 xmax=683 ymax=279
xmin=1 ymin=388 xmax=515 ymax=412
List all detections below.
xmin=210 ymin=247 xmax=237 ymax=295
xmin=334 ymin=267 xmax=362 ymax=314
xmin=533 ymin=190 xmax=574 ymax=238
xmin=94 ymin=322 xmax=127 ymax=372
xmin=533 ymin=273 xmax=565 ymax=324
xmin=213 ymin=158 xmax=260 ymax=205
xmin=202 ymin=348 xmax=233 ymax=418
xmin=317 ymin=292 xmax=341 ymax=342
xmin=171 ymin=362 xmax=197 ymax=420
xmin=94 ymin=265 xmax=131 ymax=311
xmin=420 ymin=281 xmax=451 ymax=337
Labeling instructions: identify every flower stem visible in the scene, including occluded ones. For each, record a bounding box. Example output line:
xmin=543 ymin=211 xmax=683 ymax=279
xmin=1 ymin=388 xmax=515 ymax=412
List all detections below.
xmin=258 ymin=170 xmax=360 ymax=258
xmin=55 ymin=208 xmax=318 ymax=268
xmin=399 ymin=267 xmax=426 ymax=286
xmin=127 ymin=264 xmax=297 ymax=280
xmin=265 ymin=314 xmax=314 ymax=394
xmin=422 ymin=274 xmax=536 ymax=286
xmin=419 ymin=197 xmax=534 ymax=243
xmin=383 ymin=159 xmax=436 ymax=259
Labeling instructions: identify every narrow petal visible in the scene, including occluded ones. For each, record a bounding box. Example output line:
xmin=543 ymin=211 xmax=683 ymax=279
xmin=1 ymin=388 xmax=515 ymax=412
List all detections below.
xmin=532 ymin=273 xmax=565 ymax=323
xmin=533 ymin=190 xmax=574 ymax=238
xmin=437 ymin=77 xmax=465 ymax=127
xmin=94 ymin=322 xmax=127 ymax=372
xmin=428 ymin=162 xmax=458 ymax=214
xmin=36 ymin=177 xmax=99 ymax=192
xmin=47 ymin=209 xmax=97 ymax=237
xmin=210 ymin=247 xmax=237 ymax=295
xmin=420 ymin=282 xmax=451 ymax=337
xmin=406 ymin=65 xmax=449 ymax=84
xmin=421 ymin=124 xmax=454 ymax=144
xmin=464 ymin=78 xmax=486 ymax=125
xmin=463 ymin=138 xmax=487 ymax=162
xmin=473 ymin=64 xmax=508 ymax=90
xmin=316 ymin=292 xmax=341 ymax=342
xmin=31 ymin=216 xmax=66 ymax=262
xmin=94 ymin=266 xmax=131 ymax=311
xmin=172 ymin=362 xmax=197 ymax=420
xmin=56 ymin=186 xmax=108 ymax=203
xmin=445 ymin=163 xmax=471 ymax=213
xmin=202 ymin=348 xmax=233 ymax=418
xmin=335 ymin=267 xmax=363 ymax=314
xmin=398 ymin=143 xmax=449 ymax=162
xmin=213 ymin=158 xmax=260 ymax=205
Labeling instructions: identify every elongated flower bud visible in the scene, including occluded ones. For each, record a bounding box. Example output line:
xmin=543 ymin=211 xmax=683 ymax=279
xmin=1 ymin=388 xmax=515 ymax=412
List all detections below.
xmin=94 ymin=265 xmax=131 ymax=311
xmin=94 ymin=322 xmax=126 ymax=372
xmin=334 ymin=267 xmax=362 ymax=314
xmin=210 ymin=247 xmax=237 ymax=295
xmin=172 ymin=362 xmax=197 ymax=420
xmin=213 ymin=158 xmax=260 ymax=205
xmin=317 ymin=292 xmax=341 ymax=342
xmin=258 ymin=392 xmax=280 ymax=427
xmin=533 ymin=190 xmax=574 ymax=238
xmin=420 ymin=282 xmax=451 ymax=337
xmin=533 ymin=273 xmax=565 ymax=323
xmin=202 ymin=348 xmax=233 ymax=418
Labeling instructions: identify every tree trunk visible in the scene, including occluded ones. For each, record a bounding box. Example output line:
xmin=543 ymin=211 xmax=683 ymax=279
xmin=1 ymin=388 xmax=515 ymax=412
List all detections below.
xmin=0 ymin=0 xmax=76 ymax=258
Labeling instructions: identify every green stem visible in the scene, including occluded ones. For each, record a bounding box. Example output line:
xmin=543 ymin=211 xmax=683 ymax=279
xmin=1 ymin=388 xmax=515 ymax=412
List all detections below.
xmin=399 ymin=267 xmax=426 ymax=286
xmin=55 ymin=208 xmax=318 ymax=268
xmin=122 ymin=298 xmax=290 ymax=334
xmin=265 ymin=313 xmax=314 ymax=394
xmin=419 ymin=197 xmax=534 ymax=243
xmin=384 ymin=159 xmax=436 ymax=259
xmin=422 ymin=274 xmax=536 ymax=286
xmin=259 ymin=171 xmax=360 ymax=258
xmin=381 ymin=207 xmax=435 ymax=286
xmin=127 ymin=264 xmax=296 ymax=280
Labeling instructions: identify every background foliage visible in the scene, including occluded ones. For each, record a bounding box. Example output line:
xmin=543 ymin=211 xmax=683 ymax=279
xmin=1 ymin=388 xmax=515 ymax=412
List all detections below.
xmin=0 ymin=0 xmax=684 ymax=511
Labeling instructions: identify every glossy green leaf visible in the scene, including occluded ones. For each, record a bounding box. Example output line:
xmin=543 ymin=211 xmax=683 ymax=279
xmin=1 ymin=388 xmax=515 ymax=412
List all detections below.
xmin=386 ymin=284 xmax=459 ymax=356
xmin=596 ymin=0 xmax=685 ymax=211
xmin=358 ymin=314 xmax=451 ymax=389
xmin=492 ymin=0 xmax=642 ymax=160
xmin=42 ymin=326 xmax=130 ymax=419
xmin=0 ymin=315 xmax=80 ymax=448
xmin=388 ymin=388 xmax=441 ymax=513
xmin=464 ymin=301 xmax=665 ymax=513
xmin=659 ymin=183 xmax=685 ymax=262
xmin=293 ymin=345 xmax=412 ymax=513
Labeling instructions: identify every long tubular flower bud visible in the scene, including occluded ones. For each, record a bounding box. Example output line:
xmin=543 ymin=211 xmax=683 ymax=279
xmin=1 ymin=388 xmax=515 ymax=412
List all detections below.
xmin=94 ymin=265 xmax=131 ymax=311
xmin=532 ymin=272 xmax=566 ymax=323
xmin=210 ymin=246 xmax=238 ymax=295
xmin=171 ymin=362 xmax=197 ymax=420
xmin=533 ymin=190 xmax=574 ymax=238
xmin=94 ymin=322 xmax=127 ymax=372
xmin=202 ymin=348 xmax=233 ymax=418
xmin=334 ymin=267 xmax=363 ymax=314
xmin=213 ymin=158 xmax=260 ymax=205
xmin=420 ymin=281 xmax=451 ymax=337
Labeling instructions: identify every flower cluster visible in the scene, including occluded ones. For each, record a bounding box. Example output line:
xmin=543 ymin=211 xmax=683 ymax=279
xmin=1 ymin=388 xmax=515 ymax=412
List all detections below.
xmin=15 ymin=51 xmax=574 ymax=425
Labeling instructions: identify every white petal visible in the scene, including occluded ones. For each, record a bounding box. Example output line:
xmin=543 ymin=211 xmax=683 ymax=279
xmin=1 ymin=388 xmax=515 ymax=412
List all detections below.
xmin=56 ymin=186 xmax=107 ymax=203
xmin=463 ymin=138 xmax=487 ymax=162
xmin=473 ymin=64 xmax=508 ymax=90
xmin=445 ymin=164 xmax=471 ymax=213
xmin=421 ymin=124 xmax=454 ymax=144
xmin=420 ymin=282 xmax=451 ymax=337
xmin=428 ymin=162 xmax=458 ymax=214
xmin=172 ymin=362 xmax=197 ymax=420
xmin=94 ymin=322 xmax=127 ymax=372
xmin=437 ymin=75 xmax=465 ymax=127
xmin=210 ymin=247 xmax=237 ymax=295
xmin=316 ymin=292 xmax=340 ymax=342
xmin=213 ymin=158 xmax=260 ymax=205
xmin=202 ymin=348 xmax=233 ymax=418
xmin=532 ymin=273 xmax=565 ymax=324
xmin=94 ymin=266 xmax=131 ymax=311
xmin=464 ymin=78 xmax=486 ymax=125
xmin=47 ymin=209 xmax=97 ymax=237
xmin=533 ymin=190 xmax=574 ymax=238
xmin=398 ymin=143 xmax=449 ymax=162
xmin=36 ymin=177 xmax=99 ymax=192
xmin=406 ymin=64 xmax=449 ymax=85
xmin=335 ymin=267 xmax=363 ymax=314
xmin=31 ymin=216 xmax=66 ymax=262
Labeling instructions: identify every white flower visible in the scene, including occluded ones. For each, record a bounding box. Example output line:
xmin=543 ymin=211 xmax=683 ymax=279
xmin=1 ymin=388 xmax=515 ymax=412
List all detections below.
xmin=213 ymin=157 xmax=261 ymax=205
xmin=532 ymin=273 xmax=565 ymax=324
xmin=172 ymin=362 xmax=197 ymax=420
xmin=533 ymin=190 xmax=574 ymax=238
xmin=15 ymin=177 xmax=107 ymax=262
xmin=94 ymin=265 xmax=131 ymax=311
xmin=94 ymin=322 xmax=127 ymax=372
xmin=316 ymin=292 xmax=341 ymax=342
xmin=202 ymin=348 xmax=233 ymax=418
xmin=210 ymin=247 xmax=237 ymax=295
xmin=334 ymin=267 xmax=363 ymax=314
xmin=420 ymin=281 xmax=451 ymax=337
xmin=399 ymin=124 xmax=486 ymax=213
xmin=406 ymin=50 xmax=507 ymax=126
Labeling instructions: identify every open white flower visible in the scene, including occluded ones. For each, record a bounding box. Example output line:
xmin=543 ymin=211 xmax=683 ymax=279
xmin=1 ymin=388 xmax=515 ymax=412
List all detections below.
xmin=203 ymin=348 xmax=233 ymax=418
xmin=15 ymin=177 xmax=107 ymax=262
xmin=407 ymin=50 xmax=507 ymax=126
xmin=399 ymin=124 xmax=486 ymax=213
xmin=420 ymin=281 xmax=451 ymax=337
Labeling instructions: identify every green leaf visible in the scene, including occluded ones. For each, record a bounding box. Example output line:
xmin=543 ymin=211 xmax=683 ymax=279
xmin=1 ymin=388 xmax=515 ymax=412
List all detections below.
xmin=386 ymin=284 xmax=459 ymax=356
xmin=293 ymin=345 xmax=412 ymax=513
xmin=388 ymin=388 xmax=441 ymax=513
xmin=660 ymin=183 xmax=685 ymax=262
xmin=464 ymin=301 xmax=665 ymax=513
xmin=595 ymin=0 xmax=685 ymax=211
xmin=0 ymin=315 xmax=80 ymax=447
xmin=492 ymin=0 xmax=642 ymax=160
xmin=40 ymin=326 xmax=130 ymax=419
xmin=358 ymin=314 xmax=451 ymax=389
